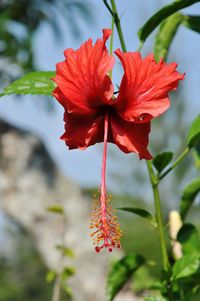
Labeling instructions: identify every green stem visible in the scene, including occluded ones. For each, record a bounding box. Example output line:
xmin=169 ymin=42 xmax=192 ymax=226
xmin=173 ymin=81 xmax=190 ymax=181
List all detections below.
xmin=108 ymin=18 xmax=114 ymax=79
xmin=147 ymin=161 xmax=174 ymax=300
xmin=159 ymin=147 xmax=190 ymax=181
xmin=102 ymin=0 xmax=127 ymax=52
xmin=52 ymin=274 xmax=62 ymax=301
xmin=110 ymin=0 xmax=127 ymax=52
xmin=52 ymin=213 xmax=68 ymax=301
xmin=137 ymin=41 xmax=144 ymax=52
xmin=146 ymin=160 xmax=169 ymax=272
xmin=102 ymin=0 xmax=113 ymax=15
xmin=110 ymin=17 xmax=114 ymax=55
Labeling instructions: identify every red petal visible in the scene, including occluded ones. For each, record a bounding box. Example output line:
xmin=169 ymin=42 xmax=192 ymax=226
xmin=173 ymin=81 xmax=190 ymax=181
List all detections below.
xmin=110 ymin=114 xmax=152 ymax=159
xmin=61 ymin=111 xmax=104 ymax=150
xmin=115 ymin=49 xmax=184 ymax=122
xmin=53 ymin=87 xmax=92 ymax=116
xmin=52 ymin=29 xmax=115 ymax=115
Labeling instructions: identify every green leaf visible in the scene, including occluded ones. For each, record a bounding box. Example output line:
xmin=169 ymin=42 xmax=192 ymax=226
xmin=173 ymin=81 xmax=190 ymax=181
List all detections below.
xmin=56 ymin=245 xmax=75 ymax=257
xmin=154 ymin=13 xmax=183 ymax=61
xmin=153 ymin=152 xmax=173 ymax=174
xmin=46 ymin=270 xmax=56 ymax=283
xmin=138 ymin=0 xmax=200 ymax=44
xmin=193 ymin=151 xmax=200 ymax=169
xmin=193 ymin=141 xmax=200 ymax=169
xmin=187 ymin=114 xmax=200 ymax=148
xmin=0 ymin=71 xmax=56 ymax=97
xmin=61 ymin=267 xmax=75 ymax=281
xmin=47 ymin=204 xmax=64 ymax=214
xmin=180 ymin=177 xmax=200 ymax=220
xmin=183 ymin=285 xmax=200 ymax=301
xmin=177 ymin=224 xmax=200 ymax=255
xmin=118 ymin=207 xmax=156 ymax=226
xmin=106 ymin=254 xmax=145 ymax=301
xmin=183 ymin=15 xmax=200 ymax=34
xmin=172 ymin=254 xmax=200 ymax=280
xmin=63 ymin=285 xmax=73 ymax=299
xmin=132 ymin=266 xmax=156 ymax=293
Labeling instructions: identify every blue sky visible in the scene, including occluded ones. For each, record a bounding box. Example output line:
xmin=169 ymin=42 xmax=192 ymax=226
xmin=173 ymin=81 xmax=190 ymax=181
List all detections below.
xmin=0 ymin=0 xmax=200 ymax=189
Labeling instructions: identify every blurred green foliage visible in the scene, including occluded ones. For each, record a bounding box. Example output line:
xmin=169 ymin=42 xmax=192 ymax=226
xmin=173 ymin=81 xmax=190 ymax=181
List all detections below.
xmin=0 ymin=218 xmax=52 ymax=301
xmin=0 ymin=0 xmax=94 ymax=83
xmin=0 ymin=217 xmax=75 ymax=301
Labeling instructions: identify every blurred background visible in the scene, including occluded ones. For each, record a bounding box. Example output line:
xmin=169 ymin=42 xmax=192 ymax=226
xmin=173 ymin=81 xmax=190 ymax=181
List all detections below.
xmin=0 ymin=0 xmax=200 ymax=300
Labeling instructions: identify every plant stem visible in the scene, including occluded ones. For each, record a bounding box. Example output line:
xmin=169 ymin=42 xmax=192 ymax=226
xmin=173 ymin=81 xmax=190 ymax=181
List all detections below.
xmin=52 ymin=213 xmax=68 ymax=301
xmin=108 ymin=17 xmax=114 ymax=79
xmin=102 ymin=0 xmax=113 ymax=15
xmin=147 ymin=162 xmax=174 ymax=300
xmin=110 ymin=0 xmax=127 ymax=52
xmin=52 ymin=274 xmax=62 ymax=301
xmin=103 ymin=0 xmax=127 ymax=52
xmin=110 ymin=17 xmax=114 ymax=56
xmin=159 ymin=147 xmax=190 ymax=180
xmin=146 ymin=160 xmax=169 ymax=272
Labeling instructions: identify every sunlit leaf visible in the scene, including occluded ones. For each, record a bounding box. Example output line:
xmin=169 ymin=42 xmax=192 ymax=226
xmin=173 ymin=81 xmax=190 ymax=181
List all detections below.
xmin=183 ymin=15 xmax=200 ymax=34
xmin=56 ymin=245 xmax=75 ymax=257
xmin=172 ymin=254 xmax=200 ymax=280
xmin=187 ymin=114 xmax=200 ymax=148
xmin=63 ymin=285 xmax=73 ymax=299
xmin=118 ymin=207 xmax=156 ymax=226
xmin=177 ymin=224 xmax=200 ymax=255
xmin=193 ymin=141 xmax=200 ymax=169
xmin=106 ymin=254 xmax=145 ymax=301
xmin=46 ymin=270 xmax=56 ymax=283
xmin=180 ymin=177 xmax=200 ymax=220
xmin=138 ymin=0 xmax=200 ymax=45
xmin=61 ymin=267 xmax=75 ymax=281
xmin=0 ymin=71 xmax=56 ymax=97
xmin=153 ymin=152 xmax=173 ymax=174
xmin=154 ymin=13 xmax=183 ymax=61
xmin=47 ymin=204 xmax=64 ymax=214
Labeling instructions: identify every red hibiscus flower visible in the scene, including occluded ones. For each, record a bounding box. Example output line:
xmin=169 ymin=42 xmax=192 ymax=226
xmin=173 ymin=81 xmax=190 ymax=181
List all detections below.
xmin=52 ymin=29 xmax=184 ymax=252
